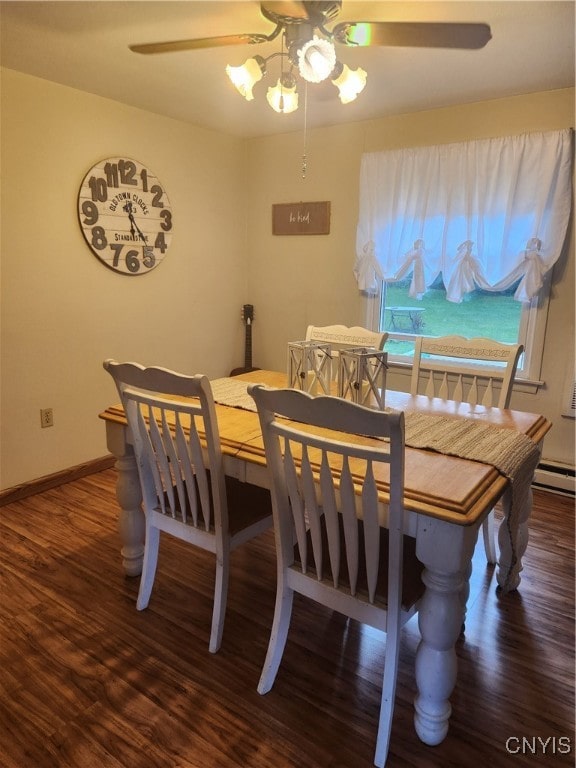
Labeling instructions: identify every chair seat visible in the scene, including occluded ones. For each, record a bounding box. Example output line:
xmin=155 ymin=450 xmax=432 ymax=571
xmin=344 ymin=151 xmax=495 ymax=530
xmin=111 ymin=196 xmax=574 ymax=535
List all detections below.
xmin=294 ymin=515 xmax=425 ymax=611
xmin=158 ymin=474 xmax=272 ymax=535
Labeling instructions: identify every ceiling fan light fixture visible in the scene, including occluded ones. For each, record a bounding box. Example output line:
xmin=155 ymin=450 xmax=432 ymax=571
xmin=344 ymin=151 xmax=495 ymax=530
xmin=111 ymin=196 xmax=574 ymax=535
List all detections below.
xmin=297 ymin=36 xmax=336 ymax=83
xmin=266 ymin=73 xmax=299 ymax=114
xmin=225 ymin=55 xmax=266 ymax=100
xmin=331 ymin=63 xmax=367 ymax=104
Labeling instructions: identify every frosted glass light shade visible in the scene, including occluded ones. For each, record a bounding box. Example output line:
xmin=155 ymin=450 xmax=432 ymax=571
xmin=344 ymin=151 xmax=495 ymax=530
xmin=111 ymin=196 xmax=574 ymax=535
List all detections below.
xmin=332 ymin=65 xmax=367 ymax=104
xmin=297 ymin=36 xmax=336 ymax=83
xmin=226 ymin=56 xmax=264 ymax=100
xmin=267 ymin=78 xmax=299 ymax=113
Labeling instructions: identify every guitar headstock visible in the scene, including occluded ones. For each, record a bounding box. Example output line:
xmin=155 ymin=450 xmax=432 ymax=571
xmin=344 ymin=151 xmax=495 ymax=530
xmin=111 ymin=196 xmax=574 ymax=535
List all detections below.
xmin=241 ymin=304 xmax=255 ymax=325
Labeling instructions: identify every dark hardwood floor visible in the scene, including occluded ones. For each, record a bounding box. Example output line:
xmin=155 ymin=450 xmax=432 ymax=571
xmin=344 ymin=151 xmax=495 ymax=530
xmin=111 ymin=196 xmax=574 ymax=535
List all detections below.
xmin=1 ymin=470 xmax=574 ymax=767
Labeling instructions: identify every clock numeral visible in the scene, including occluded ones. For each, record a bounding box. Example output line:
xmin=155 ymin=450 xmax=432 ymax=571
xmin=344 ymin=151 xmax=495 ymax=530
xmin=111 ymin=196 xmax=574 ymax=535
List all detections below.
xmin=91 ymin=226 xmax=108 ymax=250
xmin=81 ymin=200 xmax=99 ymax=226
xmin=110 ymin=244 xmax=123 ymax=267
xmin=155 ymin=232 xmax=168 ymax=254
xmin=140 ymin=169 xmax=149 ymax=193
xmin=150 ymin=184 xmax=164 ymax=208
xmin=119 ymin=159 xmax=138 ymax=186
xmin=160 ymin=209 xmax=172 ymax=232
xmin=104 ymin=162 xmax=119 ymax=188
xmin=125 ymin=249 xmax=140 ymax=273
xmin=88 ymin=176 xmax=107 ymax=203
xmin=143 ymin=247 xmax=156 ymax=269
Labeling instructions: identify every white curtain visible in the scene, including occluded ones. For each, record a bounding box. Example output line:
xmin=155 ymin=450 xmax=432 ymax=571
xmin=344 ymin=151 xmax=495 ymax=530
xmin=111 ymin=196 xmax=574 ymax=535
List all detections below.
xmin=354 ymin=129 xmax=573 ymax=302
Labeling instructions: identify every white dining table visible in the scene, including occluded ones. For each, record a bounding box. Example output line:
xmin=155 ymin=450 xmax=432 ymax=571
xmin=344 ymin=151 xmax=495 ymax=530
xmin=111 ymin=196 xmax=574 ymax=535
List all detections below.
xmin=100 ymin=369 xmax=550 ymax=749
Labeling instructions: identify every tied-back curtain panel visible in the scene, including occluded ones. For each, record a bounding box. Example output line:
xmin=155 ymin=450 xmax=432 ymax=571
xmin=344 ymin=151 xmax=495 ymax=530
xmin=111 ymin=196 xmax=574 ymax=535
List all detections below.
xmin=354 ymin=129 xmax=574 ymax=302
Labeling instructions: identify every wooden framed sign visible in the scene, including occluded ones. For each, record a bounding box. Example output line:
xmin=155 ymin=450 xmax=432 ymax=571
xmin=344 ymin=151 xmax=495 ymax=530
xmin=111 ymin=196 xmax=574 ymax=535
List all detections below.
xmin=272 ymin=201 xmax=330 ymax=236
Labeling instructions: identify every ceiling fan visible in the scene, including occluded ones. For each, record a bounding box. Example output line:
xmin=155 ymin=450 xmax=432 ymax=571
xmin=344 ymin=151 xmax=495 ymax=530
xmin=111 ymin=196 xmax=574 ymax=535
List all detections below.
xmin=130 ymin=1 xmax=491 ymax=113
xmin=130 ymin=1 xmax=492 ymax=55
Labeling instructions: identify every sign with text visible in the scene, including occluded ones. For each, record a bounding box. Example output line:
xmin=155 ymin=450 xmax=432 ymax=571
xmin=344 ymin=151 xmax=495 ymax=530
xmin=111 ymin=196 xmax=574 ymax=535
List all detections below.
xmin=272 ymin=201 xmax=331 ymax=236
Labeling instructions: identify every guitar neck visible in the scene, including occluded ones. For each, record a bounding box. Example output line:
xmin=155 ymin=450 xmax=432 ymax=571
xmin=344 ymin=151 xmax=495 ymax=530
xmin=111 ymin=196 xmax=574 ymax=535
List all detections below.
xmin=244 ymin=320 xmax=253 ymax=369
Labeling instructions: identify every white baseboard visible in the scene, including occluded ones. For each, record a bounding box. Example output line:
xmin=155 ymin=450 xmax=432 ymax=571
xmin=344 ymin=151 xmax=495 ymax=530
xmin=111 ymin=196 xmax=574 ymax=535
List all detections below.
xmin=533 ymin=461 xmax=575 ymax=496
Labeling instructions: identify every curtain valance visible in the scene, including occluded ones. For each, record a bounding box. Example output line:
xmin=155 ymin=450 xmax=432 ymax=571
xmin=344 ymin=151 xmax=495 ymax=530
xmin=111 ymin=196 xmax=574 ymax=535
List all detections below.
xmin=354 ymin=129 xmax=573 ymax=302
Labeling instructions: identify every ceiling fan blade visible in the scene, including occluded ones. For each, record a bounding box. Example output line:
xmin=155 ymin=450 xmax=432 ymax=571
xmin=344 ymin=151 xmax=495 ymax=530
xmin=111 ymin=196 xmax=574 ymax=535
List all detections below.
xmin=332 ymin=22 xmax=492 ymax=50
xmin=129 ymin=33 xmax=273 ymax=55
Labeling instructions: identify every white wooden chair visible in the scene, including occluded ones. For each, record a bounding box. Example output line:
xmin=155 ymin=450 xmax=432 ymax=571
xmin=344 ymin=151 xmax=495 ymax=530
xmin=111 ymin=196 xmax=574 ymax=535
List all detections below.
xmin=104 ymin=360 xmax=273 ymax=653
xmin=409 ymin=335 xmax=523 ymax=564
xmin=249 ymin=384 xmax=424 ymax=768
xmin=305 ymin=324 xmax=388 ymax=381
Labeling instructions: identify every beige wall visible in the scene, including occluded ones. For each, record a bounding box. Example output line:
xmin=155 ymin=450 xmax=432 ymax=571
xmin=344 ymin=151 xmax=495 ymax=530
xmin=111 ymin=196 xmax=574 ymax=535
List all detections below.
xmin=245 ymin=88 xmax=575 ymax=467
xmin=1 ymin=68 xmax=574 ymax=489
xmin=1 ymin=68 xmax=248 ymax=488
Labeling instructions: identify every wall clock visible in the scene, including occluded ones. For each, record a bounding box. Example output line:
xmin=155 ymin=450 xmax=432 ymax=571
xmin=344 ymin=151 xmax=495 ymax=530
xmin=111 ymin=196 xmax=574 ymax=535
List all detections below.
xmin=78 ymin=156 xmax=174 ymax=275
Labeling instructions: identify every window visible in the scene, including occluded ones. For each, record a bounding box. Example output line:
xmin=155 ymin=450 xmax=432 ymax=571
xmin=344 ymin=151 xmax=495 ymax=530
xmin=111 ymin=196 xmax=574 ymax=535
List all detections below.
xmin=374 ymin=276 xmax=550 ymax=381
xmin=355 ymin=130 xmax=572 ymax=382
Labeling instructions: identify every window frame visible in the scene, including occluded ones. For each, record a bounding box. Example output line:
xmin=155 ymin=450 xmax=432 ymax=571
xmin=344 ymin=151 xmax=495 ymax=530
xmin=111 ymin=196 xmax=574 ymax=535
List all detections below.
xmin=363 ymin=273 xmax=551 ymax=387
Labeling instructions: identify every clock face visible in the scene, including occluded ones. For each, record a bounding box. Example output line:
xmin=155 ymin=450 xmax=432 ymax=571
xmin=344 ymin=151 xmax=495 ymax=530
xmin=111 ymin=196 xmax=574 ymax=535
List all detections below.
xmin=78 ymin=157 xmax=174 ymax=275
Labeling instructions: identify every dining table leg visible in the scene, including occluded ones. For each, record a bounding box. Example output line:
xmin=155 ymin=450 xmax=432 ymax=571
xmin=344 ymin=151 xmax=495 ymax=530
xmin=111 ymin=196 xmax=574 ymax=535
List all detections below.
xmin=413 ymin=517 xmax=479 ymax=745
xmin=105 ymin=421 xmax=145 ymax=577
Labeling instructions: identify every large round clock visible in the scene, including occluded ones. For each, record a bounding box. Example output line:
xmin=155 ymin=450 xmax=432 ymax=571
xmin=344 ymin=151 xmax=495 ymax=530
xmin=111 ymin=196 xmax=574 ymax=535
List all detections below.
xmin=78 ymin=156 xmax=174 ymax=275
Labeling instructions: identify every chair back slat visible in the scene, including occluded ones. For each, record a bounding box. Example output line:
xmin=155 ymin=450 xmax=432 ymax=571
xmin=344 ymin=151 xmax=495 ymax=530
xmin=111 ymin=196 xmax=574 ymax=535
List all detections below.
xmin=411 ymin=335 xmax=523 ymax=408
xmin=162 ymin=410 xmax=186 ymax=520
xmin=301 ymin=445 xmax=324 ymax=579
xmin=362 ymin=461 xmax=380 ymax=603
xmin=320 ymin=450 xmax=341 ymax=588
xmin=453 ymin=374 xmax=464 ymax=403
xmin=282 ymin=437 xmax=307 ymax=573
xmin=174 ymin=417 xmax=197 ymax=526
xmin=340 ymin=458 xmax=359 ymax=596
xmin=482 ymin=378 xmax=494 ymax=407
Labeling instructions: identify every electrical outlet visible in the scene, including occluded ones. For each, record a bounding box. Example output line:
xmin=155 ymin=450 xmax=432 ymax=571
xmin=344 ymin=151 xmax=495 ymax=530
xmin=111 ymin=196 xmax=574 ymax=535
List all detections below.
xmin=40 ymin=408 xmax=54 ymax=428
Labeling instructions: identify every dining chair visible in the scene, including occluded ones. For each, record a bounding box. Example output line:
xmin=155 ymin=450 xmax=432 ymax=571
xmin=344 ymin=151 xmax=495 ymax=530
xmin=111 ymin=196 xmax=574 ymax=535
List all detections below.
xmin=409 ymin=335 xmax=523 ymax=564
xmin=103 ymin=360 xmax=273 ymax=653
xmin=305 ymin=324 xmax=388 ymax=381
xmin=249 ymin=384 xmax=424 ymax=768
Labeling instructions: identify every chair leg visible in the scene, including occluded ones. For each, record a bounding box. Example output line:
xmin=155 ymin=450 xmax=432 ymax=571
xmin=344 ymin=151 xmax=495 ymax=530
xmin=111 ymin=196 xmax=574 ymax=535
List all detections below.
xmin=482 ymin=510 xmax=498 ymax=565
xmin=209 ymin=552 xmax=229 ymax=654
xmin=136 ymin=524 xmax=160 ymax=610
xmin=373 ymin=621 xmax=402 ymax=768
xmin=257 ymin=582 xmax=294 ymax=695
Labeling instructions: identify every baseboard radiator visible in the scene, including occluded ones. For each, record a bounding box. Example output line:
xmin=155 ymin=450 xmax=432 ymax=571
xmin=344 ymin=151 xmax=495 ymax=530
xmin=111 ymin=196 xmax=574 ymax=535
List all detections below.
xmin=532 ymin=460 xmax=575 ymax=496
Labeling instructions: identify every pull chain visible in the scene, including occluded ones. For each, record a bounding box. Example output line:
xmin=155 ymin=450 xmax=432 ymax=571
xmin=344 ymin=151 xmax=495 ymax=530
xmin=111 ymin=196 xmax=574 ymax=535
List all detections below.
xmin=302 ymin=82 xmax=308 ymax=179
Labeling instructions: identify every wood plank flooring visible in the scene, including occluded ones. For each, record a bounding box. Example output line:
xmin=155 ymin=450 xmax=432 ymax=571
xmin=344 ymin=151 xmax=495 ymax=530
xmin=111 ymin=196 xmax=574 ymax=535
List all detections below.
xmin=0 ymin=470 xmax=574 ymax=767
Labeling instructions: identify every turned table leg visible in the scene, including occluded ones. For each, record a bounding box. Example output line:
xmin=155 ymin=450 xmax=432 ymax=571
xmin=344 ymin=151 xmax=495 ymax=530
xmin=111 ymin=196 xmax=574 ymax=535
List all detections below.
xmin=414 ymin=518 xmax=478 ymax=745
xmin=105 ymin=421 xmax=145 ymax=577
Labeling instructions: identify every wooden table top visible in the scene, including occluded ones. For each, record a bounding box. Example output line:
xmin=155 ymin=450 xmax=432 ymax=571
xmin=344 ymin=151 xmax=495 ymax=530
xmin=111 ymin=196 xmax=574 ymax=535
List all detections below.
xmin=100 ymin=369 xmax=550 ymax=528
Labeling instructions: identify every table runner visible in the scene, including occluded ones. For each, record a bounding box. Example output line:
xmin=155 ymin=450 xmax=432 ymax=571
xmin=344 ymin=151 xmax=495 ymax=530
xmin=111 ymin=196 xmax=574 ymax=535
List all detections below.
xmin=211 ymin=376 xmax=541 ymax=589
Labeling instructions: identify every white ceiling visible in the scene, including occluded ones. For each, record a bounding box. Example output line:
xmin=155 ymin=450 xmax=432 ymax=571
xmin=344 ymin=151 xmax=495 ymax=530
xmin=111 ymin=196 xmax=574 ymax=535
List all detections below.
xmin=1 ymin=1 xmax=574 ymax=139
